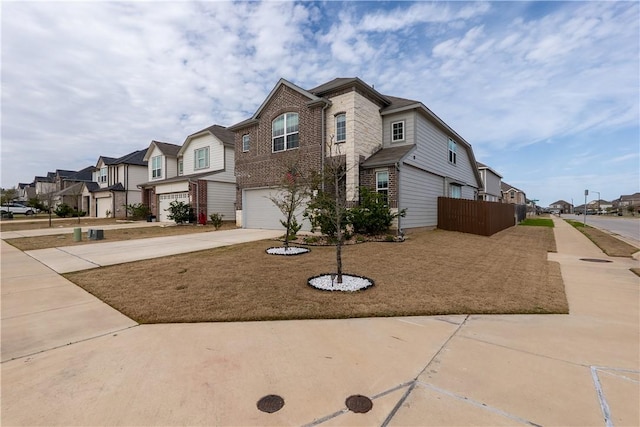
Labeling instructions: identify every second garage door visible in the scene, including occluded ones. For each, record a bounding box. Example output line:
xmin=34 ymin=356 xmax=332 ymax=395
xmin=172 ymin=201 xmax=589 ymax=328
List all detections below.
xmin=243 ymin=188 xmax=311 ymax=230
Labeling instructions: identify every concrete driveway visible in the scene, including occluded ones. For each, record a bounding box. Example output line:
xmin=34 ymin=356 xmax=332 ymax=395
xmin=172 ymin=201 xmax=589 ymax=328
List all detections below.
xmin=23 ymin=228 xmax=282 ymax=273
xmin=1 ymin=219 xmax=638 ymax=426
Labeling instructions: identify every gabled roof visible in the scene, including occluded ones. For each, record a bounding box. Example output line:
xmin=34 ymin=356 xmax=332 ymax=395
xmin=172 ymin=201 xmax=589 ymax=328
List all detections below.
xmin=501 ymin=181 xmax=524 ymax=193
xmin=55 ymin=169 xmax=76 ymax=179
xmin=97 ymin=156 xmax=118 ymax=166
xmin=34 ymin=176 xmax=53 ymax=183
xmin=477 ymin=162 xmax=503 ymax=178
xmin=68 ymin=165 xmax=97 ymax=182
xmin=55 ymin=182 xmax=84 ymax=196
xmin=550 ymin=200 xmax=571 ymax=206
xmin=309 ymin=77 xmax=391 ymax=106
xmin=179 ymin=124 xmax=234 ymax=154
xmin=137 ymin=170 xmax=226 ymax=188
xmin=113 ymin=149 xmax=148 ymax=166
xmin=91 ymin=183 xmax=125 ymax=192
xmin=361 ymin=144 xmax=416 ymax=168
xmin=229 ymin=78 xmax=328 ymax=131
xmin=143 ymin=140 xmax=181 ymax=161
xmin=85 ymin=182 xmax=100 ymax=192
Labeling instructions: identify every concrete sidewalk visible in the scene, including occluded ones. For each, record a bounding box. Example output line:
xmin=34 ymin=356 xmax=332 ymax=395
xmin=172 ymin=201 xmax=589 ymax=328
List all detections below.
xmin=1 ymin=218 xmax=638 ymax=426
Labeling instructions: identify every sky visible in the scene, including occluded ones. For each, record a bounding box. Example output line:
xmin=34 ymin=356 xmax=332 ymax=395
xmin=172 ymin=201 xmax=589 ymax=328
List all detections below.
xmin=1 ymin=0 xmax=638 ymax=207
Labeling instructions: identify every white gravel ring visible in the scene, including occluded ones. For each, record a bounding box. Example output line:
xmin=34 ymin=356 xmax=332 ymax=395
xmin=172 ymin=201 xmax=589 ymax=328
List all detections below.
xmin=266 ymin=246 xmax=310 ymax=256
xmin=308 ymin=274 xmax=374 ymax=292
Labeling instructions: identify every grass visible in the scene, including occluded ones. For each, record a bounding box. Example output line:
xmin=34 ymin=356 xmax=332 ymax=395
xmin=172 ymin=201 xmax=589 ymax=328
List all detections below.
xmin=0 ymin=216 xmax=131 ymax=231
xmin=520 ymin=218 xmax=554 ymax=227
xmin=5 ymin=221 xmax=237 ymax=251
xmin=64 ymin=226 xmax=568 ymax=323
xmin=564 ymin=219 xmax=638 ymax=257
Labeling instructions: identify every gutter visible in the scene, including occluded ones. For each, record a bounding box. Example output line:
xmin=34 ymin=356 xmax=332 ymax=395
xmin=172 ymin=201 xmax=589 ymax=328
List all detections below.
xmin=320 ymin=100 xmax=331 ymax=192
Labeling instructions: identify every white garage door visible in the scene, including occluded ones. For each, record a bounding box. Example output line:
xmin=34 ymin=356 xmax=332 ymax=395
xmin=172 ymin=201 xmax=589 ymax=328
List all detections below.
xmin=244 ymin=188 xmax=311 ymax=231
xmin=158 ymin=192 xmax=189 ymax=222
xmin=96 ymin=197 xmax=112 ymax=218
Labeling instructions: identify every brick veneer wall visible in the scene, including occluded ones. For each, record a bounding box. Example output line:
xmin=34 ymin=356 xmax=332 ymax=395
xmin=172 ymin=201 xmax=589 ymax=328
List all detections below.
xmin=143 ymin=188 xmax=157 ymax=216
xmin=190 ymin=180 xmax=208 ymax=215
xmin=359 ymin=166 xmax=398 ymax=208
xmin=234 ymin=85 xmax=324 ymax=210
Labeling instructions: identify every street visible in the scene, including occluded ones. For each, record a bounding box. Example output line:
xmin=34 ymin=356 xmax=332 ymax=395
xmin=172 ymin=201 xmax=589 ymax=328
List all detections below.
xmin=562 ymin=214 xmax=640 ymax=248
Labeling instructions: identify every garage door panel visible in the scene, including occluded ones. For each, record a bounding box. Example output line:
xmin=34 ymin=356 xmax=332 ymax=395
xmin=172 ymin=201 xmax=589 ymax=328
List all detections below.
xmin=244 ymin=188 xmax=311 ymax=231
xmin=158 ymin=192 xmax=189 ymax=222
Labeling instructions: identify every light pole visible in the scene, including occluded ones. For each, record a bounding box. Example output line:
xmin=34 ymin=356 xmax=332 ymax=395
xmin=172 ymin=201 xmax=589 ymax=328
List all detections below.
xmin=594 ymin=191 xmax=600 ymax=214
xmin=583 ymin=190 xmax=588 ymax=226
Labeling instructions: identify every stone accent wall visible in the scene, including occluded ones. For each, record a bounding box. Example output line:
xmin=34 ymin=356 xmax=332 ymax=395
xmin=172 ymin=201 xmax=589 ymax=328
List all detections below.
xmin=234 ymin=85 xmax=323 ymax=210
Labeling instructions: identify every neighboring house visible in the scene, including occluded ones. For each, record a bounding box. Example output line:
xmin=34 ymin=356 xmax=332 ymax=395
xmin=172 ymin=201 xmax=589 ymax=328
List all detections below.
xmin=614 ymin=192 xmax=640 ymax=214
xmin=549 ymin=200 xmax=573 ymax=214
xmin=229 ymin=77 xmax=482 ymax=231
xmin=88 ymin=149 xmax=148 ymax=218
xmin=33 ymin=175 xmax=56 ymax=201
xmin=477 ymin=162 xmax=502 ymax=202
xmin=140 ymin=125 xmax=236 ymax=222
xmin=16 ymin=183 xmax=36 ymax=202
xmin=501 ymin=182 xmax=527 ymax=205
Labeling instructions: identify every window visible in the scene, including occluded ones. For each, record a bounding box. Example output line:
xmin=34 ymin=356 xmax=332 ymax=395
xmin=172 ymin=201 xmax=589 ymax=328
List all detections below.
xmin=151 ymin=156 xmax=162 ymax=179
xmin=178 ymin=159 xmax=183 ymax=176
xmin=392 ymin=121 xmax=405 ymax=142
xmin=272 ymin=113 xmax=299 ymax=152
xmin=450 ymin=184 xmax=461 ymax=199
xmin=242 ymin=134 xmax=250 ymax=152
xmin=98 ymin=167 xmax=107 ymax=183
xmin=448 ymin=138 xmax=457 ymax=164
xmin=335 ymin=113 xmax=346 ymax=143
xmin=194 ymin=147 xmax=209 ymax=170
xmin=376 ymin=171 xmax=389 ymax=203
xmin=510 ymin=191 xmax=515 ymax=199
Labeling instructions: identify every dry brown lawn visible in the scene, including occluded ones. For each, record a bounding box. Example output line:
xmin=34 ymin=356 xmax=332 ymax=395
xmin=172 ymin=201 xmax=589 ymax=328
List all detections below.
xmin=565 ymin=220 xmax=638 ymax=257
xmin=6 ymin=222 xmax=237 ymax=251
xmin=65 ymin=226 xmax=567 ymax=323
xmin=0 ymin=216 xmax=122 ymax=231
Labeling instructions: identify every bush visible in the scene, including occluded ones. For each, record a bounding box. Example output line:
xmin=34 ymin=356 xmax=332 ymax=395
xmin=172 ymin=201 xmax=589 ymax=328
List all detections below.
xmin=350 ymin=187 xmax=405 ymax=235
xmin=209 ymin=213 xmax=224 ymax=230
xmin=125 ymin=203 xmax=151 ymax=220
xmin=166 ymin=200 xmax=191 ymax=224
xmin=280 ymin=215 xmax=302 ymax=240
xmin=304 ymin=191 xmax=349 ymax=238
xmin=54 ymin=203 xmax=73 ymax=218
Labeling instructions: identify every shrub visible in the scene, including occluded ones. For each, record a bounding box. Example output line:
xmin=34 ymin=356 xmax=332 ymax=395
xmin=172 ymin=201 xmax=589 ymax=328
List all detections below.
xmin=209 ymin=213 xmax=224 ymax=230
xmin=350 ymin=187 xmax=406 ymax=235
xmin=125 ymin=203 xmax=151 ymax=220
xmin=166 ymin=200 xmax=191 ymax=224
xmin=54 ymin=203 xmax=73 ymax=218
xmin=304 ymin=191 xmax=350 ymax=238
xmin=280 ymin=215 xmax=302 ymax=240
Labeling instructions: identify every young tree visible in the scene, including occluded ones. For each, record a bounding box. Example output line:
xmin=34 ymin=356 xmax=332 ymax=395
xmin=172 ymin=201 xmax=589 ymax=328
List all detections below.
xmin=1 ymin=187 xmax=17 ymax=205
xmin=268 ymin=157 xmax=311 ymax=249
xmin=305 ymin=137 xmax=351 ymax=284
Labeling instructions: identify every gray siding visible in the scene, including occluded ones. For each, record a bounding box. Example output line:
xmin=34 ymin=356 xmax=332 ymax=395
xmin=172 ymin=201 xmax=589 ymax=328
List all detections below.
xmin=403 ymin=114 xmax=478 ymax=195
xmin=382 ymin=112 xmax=415 ymax=147
xmin=207 ymin=182 xmax=236 ymax=220
xmin=399 ymin=164 xmax=444 ymax=229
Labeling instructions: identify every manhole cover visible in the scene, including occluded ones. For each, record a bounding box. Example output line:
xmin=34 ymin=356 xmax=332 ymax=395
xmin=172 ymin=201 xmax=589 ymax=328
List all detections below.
xmin=579 ymin=258 xmax=613 ymax=263
xmin=257 ymin=394 xmax=284 ymax=413
xmin=345 ymin=394 xmax=373 ymax=413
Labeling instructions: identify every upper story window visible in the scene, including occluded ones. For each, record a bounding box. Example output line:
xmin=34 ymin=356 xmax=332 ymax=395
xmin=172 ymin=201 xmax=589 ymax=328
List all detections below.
xmin=178 ymin=159 xmax=183 ymax=176
xmin=272 ymin=113 xmax=299 ymax=152
xmin=376 ymin=170 xmax=389 ymax=203
xmin=242 ymin=134 xmax=250 ymax=152
xmin=510 ymin=191 xmax=515 ymax=199
xmin=98 ymin=167 xmax=107 ymax=183
xmin=151 ymin=156 xmax=162 ymax=179
xmin=448 ymin=138 xmax=457 ymax=164
xmin=391 ymin=121 xmax=405 ymax=142
xmin=335 ymin=113 xmax=346 ymax=143
xmin=194 ymin=147 xmax=210 ymax=170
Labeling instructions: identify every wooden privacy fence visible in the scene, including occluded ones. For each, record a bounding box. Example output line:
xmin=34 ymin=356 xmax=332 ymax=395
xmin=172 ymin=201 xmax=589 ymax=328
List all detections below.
xmin=437 ymin=197 xmax=516 ymax=236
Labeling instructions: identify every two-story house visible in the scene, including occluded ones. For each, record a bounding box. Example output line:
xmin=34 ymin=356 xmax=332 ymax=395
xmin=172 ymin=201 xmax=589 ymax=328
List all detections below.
xmin=229 ymin=77 xmax=482 ymax=231
xmin=501 ymin=182 xmax=526 ymax=205
xmin=549 ymin=200 xmax=573 ymax=214
xmin=140 ymin=125 xmax=236 ymax=222
xmin=85 ymin=149 xmax=148 ymax=218
xmin=477 ymin=162 xmax=503 ymax=202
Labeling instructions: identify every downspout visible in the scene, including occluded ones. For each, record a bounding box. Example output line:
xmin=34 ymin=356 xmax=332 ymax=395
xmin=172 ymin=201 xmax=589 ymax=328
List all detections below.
xmin=124 ymin=164 xmax=129 ymax=218
xmin=396 ymin=161 xmax=402 ymax=236
xmin=321 ymin=100 xmax=331 ymax=192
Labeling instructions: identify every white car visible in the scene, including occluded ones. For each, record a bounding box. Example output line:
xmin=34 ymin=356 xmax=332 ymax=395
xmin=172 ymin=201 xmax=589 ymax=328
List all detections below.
xmin=1 ymin=203 xmax=36 ymax=215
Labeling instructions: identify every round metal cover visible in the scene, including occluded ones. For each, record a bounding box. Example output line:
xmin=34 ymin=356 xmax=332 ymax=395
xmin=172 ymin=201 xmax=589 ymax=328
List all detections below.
xmin=345 ymin=394 xmax=373 ymax=413
xmin=257 ymin=395 xmax=284 ymax=413
xmin=579 ymin=258 xmax=612 ymax=263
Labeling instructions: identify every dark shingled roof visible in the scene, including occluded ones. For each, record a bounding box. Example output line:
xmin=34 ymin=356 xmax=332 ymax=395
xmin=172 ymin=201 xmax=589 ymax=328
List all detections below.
xmin=153 ymin=141 xmax=181 ymax=157
xmin=188 ymin=124 xmax=234 ymax=147
xmin=361 ymin=144 xmax=416 ymax=168
xmin=113 ymin=149 xmax=148 ymax=166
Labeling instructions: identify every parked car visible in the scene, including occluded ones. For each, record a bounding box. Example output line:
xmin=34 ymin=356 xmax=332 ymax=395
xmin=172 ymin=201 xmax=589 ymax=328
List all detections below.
xmin=1 ymin=203 xmax=36 ymax=215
